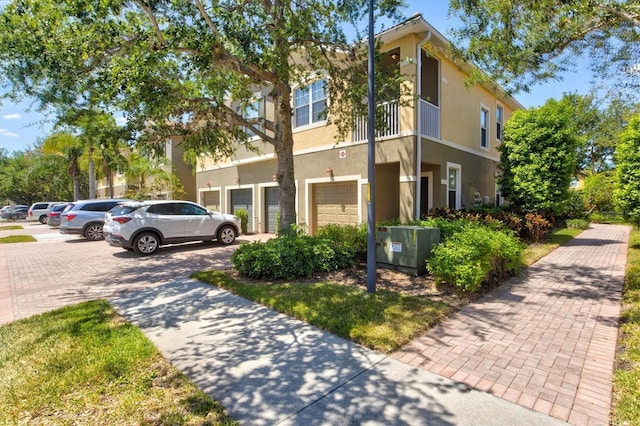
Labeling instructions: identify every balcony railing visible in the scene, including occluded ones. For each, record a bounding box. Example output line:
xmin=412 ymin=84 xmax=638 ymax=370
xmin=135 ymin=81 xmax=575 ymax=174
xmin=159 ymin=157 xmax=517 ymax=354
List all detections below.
xmin=352 ymin=101 xmax=399 ymax=142
xmin=420 ymin=98 xmax=440 ymax=139
xmin=352 ymin=99 xmax=440 ymax=142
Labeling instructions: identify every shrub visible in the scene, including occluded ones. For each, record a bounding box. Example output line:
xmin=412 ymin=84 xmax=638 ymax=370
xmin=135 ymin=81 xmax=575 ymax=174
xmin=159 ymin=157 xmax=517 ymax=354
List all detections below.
xmin=522 ymin=212 xmax=552 ymax=242
xmin=231 ymin=234 xmax=354 ymax=279
xmin=427 ymin=223 xmax=523 ymax=292
xmin=234 ymin=208 xmax=249 ymax=234
xmin=316 ymin=223 xmax=367 ymax=259
xmin=566 ymin=218 xmax=590 ymax=229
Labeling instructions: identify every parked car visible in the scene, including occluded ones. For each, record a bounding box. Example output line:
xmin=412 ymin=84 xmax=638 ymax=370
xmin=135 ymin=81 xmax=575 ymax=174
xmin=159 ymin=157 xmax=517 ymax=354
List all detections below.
xmin=104 ymin=200 xmax=241 ymax=255
xmin=28 ymin=201 xmax=65 ymax=224
xmin=0 ymin=206 xmax=11 ymax=218
xmin=46 ymin=203 xmax=72 ymax=228
xmin=1 ymin=205 xmax=29 ymax=220
xmin=60 ymin=199 xmax=129 ymax=240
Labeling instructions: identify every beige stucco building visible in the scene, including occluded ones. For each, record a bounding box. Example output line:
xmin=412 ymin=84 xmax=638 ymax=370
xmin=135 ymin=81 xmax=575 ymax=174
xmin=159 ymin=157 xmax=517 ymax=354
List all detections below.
xmin=96 ymin=139 xmax=197 ymax=202
xmin=194 ymin=14 xmax=523 ymax=234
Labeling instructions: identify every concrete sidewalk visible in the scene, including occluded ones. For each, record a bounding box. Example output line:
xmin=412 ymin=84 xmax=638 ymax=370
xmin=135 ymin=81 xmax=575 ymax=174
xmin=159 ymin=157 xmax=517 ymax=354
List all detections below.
xmin=110 ymin=279 xmax=566 ymax=425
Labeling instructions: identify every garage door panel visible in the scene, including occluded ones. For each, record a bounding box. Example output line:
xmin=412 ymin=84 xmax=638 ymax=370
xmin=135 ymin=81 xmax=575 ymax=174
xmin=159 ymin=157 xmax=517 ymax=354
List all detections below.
xmin=231 ymin=189 xmax=253 ymax=233
xmin=203 ymin=190 xmax=220 ymax=211
xmin=313 ymin=182 xmax=358 ymax=232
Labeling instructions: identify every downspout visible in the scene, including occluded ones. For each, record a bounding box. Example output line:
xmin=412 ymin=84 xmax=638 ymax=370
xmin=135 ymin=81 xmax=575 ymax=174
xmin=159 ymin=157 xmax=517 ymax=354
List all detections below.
xmin=415 ymin=31 xmax=432 ymax=220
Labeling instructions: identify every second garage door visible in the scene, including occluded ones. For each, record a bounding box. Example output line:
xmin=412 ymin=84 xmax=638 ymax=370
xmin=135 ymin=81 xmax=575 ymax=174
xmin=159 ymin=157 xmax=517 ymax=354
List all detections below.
xmin=312 ymin=181 xmax=359 ymax=232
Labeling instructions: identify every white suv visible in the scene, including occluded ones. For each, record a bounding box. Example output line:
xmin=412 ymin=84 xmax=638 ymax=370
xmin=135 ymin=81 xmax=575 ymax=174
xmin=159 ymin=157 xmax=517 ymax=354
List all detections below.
xmin=104 ymin=200 xmax=241 ymax=255
xmin=28 ymin=202 xmax=65 ymax=224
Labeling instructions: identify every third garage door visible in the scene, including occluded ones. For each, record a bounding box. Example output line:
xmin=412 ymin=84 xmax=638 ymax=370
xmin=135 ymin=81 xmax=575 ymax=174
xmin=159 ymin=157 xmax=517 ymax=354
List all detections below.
xmin=312 ymin=181 xmax=358 ymax=232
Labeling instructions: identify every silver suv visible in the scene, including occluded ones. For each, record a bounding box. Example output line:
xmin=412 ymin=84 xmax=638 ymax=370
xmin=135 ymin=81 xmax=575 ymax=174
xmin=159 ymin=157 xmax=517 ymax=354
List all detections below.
xmin=104 ymin=200 xmax=241 ymax=255
xmin=60 ymin=199 xmax=128 ymax=240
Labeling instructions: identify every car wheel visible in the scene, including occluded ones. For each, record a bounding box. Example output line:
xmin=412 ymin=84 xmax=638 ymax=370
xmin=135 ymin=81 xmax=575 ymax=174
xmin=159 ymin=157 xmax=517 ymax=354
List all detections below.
xmin=10 ymin=214 xmax=19 ymax=220
xmin=133 ymin=232 xmax=160 ymax=255
xmin=85 ymin=223 xmax=105 ymax=241
xmin=217 ymin=225 xmax=237 ymax=245
xmin=39 ymin=215 xmax=48 ymax=224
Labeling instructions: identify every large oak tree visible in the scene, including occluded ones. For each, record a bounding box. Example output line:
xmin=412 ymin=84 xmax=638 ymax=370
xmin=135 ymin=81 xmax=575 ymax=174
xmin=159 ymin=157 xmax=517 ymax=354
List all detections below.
xmin=0 ymin=0 xmax=405 ymax=230
xmin=448 ymin=0 xmax=640 ymax=92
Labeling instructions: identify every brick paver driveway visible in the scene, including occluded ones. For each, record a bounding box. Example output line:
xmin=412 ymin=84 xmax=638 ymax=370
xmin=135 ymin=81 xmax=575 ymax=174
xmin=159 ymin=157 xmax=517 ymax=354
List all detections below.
xmin=0 ymin=221 xmax=265 ymax=324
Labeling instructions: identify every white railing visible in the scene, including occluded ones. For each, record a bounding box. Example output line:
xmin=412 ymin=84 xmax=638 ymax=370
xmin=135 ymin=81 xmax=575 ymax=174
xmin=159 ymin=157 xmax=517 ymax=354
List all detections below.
xmin=352 ymin=101 xmax=400 ymax=142
xmin=420 ymin=98 xmax=440 ymax=139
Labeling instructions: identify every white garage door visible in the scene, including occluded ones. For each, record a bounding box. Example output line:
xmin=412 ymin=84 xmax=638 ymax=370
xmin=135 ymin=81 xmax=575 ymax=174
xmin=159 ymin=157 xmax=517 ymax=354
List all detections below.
xmin=312 ymin=182 xmax=359 ymax=232
xmin=202 ymin=190 xmax=220 ymax=211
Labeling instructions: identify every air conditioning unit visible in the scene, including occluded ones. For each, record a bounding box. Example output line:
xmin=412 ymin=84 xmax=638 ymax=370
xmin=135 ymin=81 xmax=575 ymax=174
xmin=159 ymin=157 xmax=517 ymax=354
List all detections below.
xmin=375 ymin=226 xmax=441 ymax=275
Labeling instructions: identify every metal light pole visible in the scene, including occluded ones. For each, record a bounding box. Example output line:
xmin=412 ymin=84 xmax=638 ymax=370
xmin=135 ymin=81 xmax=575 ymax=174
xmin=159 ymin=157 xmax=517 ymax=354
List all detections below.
xmin=366 ymin=0 xmax=376 ymax=293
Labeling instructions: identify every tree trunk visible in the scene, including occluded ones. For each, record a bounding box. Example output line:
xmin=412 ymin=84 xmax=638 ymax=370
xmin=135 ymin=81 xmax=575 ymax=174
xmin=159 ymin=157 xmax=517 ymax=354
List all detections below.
xmin=88 ymin=151 xmax=96 ymax=199
xmin=73 ymin=176 xmax=80 ymax=201
xmin=275 ymin=137 xmax=296 ymax=234
xmin=272 ymin=81 xmax=297 ymax=234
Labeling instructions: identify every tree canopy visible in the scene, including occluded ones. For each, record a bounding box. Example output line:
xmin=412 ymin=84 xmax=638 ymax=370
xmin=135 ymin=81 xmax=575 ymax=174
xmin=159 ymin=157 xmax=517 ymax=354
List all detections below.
xmin=448 ymin=0 xmax=640 ymax=93
xmin=0 ymin=0 xmax=406 ymax=230
xmin=614 ymin=113 xmax=640 ymax=225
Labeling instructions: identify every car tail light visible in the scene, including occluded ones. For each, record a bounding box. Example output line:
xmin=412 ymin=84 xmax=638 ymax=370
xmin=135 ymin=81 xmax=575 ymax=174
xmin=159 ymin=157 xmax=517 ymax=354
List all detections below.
xmin=29 ymin=211 xmax=33 ymax=217
xmin=113 ymin=217 xmax=132 ymax=224
xmin=66 ymin=214 xmax=77 ymax=221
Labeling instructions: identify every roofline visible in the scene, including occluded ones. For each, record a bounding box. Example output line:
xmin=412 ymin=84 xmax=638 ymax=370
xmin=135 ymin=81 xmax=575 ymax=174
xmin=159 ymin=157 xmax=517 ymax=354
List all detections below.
xmin=376 ymin=13 xmax=525 ymax=111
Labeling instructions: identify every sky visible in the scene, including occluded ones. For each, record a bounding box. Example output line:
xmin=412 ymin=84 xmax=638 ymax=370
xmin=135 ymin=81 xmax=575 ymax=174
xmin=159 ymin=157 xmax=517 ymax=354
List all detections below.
xmin=0 ymin=0 xmax=595 ymax=155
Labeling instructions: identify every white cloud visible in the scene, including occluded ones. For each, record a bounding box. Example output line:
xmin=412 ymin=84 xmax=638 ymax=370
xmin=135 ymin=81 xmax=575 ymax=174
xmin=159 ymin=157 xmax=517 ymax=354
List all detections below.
xmin=0 ymin=128 xmax=19 ymax=137
xmin=115 ymin=116 xmax=128 ymax=125
xmin=2 ymin=113 xmax=22 ymax=120
xmin=627 ymin=63 xmax=640 ymax=75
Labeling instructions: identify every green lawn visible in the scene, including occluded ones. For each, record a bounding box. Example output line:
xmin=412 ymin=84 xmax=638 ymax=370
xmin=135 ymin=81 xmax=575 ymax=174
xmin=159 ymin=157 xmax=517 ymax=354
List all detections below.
xmin=613 ymin=226 xmax=640 ymax=424
xmin=0 ymin=225 xmax=23 ymax=231
xmin=0 ymin=300 xmax=236 ymax=425
xmin=0 ymin=235 xmax=36 ymax=243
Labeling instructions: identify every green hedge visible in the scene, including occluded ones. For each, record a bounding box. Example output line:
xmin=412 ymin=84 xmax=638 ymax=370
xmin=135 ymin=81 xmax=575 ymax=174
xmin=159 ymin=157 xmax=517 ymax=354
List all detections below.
xmin=427 ymin=223 xmax=524 ymax=292
xmin=231 ymin=234 xmax=354 ymax=279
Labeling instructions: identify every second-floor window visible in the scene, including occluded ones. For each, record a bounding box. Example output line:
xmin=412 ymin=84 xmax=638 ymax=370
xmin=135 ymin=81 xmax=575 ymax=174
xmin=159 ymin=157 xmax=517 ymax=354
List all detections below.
xmin=480 ymin=107 xmax=489 ymax=149
xmin=496 ymin=105 xmax=504 ymax=140
xmin=295 ymin=79 xmax=327 ymax=128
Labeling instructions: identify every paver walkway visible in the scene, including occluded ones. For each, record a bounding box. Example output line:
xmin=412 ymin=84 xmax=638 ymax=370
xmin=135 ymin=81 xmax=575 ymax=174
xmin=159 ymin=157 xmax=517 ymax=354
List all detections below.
xmin=392 ymin=223 xmax=630 ymax=425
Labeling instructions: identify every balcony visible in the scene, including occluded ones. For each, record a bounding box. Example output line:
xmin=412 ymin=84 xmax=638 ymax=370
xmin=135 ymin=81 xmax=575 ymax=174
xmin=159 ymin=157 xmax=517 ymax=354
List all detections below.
xmin=420 ymin=99 xmax=440 ymax=139
xmin=352 ymin=101 xmax=399 ymax=142
xmin=352 ymin=99 xmax=440 ymax=142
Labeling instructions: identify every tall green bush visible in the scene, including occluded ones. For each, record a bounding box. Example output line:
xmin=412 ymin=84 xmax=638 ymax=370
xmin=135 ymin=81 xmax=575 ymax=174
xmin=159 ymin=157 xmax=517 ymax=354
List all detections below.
xmin=234 ymin=208 xmax=249 ymax=234
xmin=614 ymin=114 xmax=640 ymax=225
xmin=498 ymin=98 xmax=580 ymax=217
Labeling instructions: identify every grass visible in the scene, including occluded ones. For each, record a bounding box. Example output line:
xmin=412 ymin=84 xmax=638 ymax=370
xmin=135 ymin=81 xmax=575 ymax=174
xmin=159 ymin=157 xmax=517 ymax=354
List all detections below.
xmin=0 ymin=235 xmax=36 ymax=243
xmin=612 ymin=226 xmax=640 ymax=424
xmin=0 ymin=225 xmax=23 ymax=231
xmin=191 ymin=270 xmax=452 ymax=353
xmin=0 ymin=300 xmax=236 ymax=425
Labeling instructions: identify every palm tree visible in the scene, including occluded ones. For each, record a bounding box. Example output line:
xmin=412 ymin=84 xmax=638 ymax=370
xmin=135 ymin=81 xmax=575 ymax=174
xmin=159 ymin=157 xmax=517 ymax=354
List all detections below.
xmin=41 ymin=133 xmax=84 ymax=201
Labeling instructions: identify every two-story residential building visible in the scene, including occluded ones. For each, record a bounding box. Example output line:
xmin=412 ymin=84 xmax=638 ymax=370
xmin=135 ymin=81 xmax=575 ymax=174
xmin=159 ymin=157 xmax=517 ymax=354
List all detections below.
xmin=195 ymin=14 xmax=523 ymax=234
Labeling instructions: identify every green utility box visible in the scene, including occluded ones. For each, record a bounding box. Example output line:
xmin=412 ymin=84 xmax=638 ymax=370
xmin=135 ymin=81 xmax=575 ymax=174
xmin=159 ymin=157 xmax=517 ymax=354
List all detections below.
xmin=375 ymin=226 xmax=441 ymax=275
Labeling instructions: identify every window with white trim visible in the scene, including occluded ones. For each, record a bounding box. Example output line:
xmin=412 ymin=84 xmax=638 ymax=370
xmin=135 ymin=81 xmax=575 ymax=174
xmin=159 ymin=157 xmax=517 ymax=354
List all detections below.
xmin=295 ymin=79 xmax=327 ymax=128
xmin=496 ymin=105 xmax=504 ymax=140
xmin=480 ymin=107 xmax=489 ymax=149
